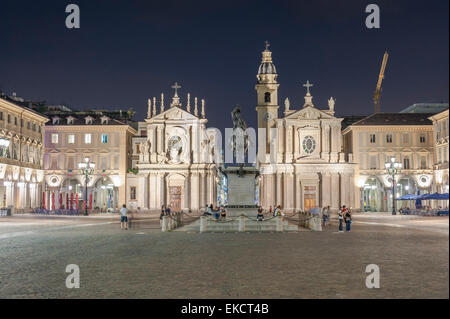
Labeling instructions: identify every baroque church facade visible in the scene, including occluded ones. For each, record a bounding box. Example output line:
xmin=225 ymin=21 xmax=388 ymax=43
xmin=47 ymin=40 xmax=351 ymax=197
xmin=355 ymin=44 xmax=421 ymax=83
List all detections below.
xmin=127 ymin=84 xmax=218 ymax=212
xmin=255 ymin=44 xmax=357 ymax=212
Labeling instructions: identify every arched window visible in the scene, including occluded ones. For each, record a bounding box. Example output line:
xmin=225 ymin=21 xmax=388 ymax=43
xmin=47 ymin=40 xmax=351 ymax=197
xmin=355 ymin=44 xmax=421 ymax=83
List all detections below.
xmin=264 ymin=92 xmax=271 ymax=103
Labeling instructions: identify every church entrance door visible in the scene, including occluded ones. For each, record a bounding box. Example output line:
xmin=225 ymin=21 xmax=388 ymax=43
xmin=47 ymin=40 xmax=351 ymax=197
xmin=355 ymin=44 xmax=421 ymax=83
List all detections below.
xmin=169 ymin=186 xmax=181 ymax=212
xmin=303 ymin=186 xmax=317 ymax=212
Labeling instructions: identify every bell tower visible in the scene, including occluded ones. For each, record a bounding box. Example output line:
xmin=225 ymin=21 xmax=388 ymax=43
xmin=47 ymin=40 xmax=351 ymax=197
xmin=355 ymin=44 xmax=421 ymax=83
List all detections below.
xmin=255 ymin=41 xmax=280 ymax=155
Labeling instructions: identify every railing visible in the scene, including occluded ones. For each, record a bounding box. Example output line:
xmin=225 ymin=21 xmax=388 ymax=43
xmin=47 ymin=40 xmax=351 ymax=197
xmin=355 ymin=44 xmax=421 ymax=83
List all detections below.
xmin=161 ymin=212 xmax=184 ymax=232
xmin=33 ymin=208 xmax=80 ymax=216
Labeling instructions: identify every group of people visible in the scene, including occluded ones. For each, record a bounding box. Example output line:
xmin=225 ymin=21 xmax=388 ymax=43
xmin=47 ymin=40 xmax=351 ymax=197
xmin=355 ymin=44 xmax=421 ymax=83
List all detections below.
xmin=321 ymin=205 xmax=352 ymax=232
xmin=203 ymin=204 xmax=228 ymax=220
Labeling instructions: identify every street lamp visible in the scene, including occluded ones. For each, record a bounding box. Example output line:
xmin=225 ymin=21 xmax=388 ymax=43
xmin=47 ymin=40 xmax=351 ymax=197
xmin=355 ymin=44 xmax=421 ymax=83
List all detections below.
xmin=78 ymin=157 xmax=95 ymax=216
xmin=385 ymin=157 xmax=402 ymax=215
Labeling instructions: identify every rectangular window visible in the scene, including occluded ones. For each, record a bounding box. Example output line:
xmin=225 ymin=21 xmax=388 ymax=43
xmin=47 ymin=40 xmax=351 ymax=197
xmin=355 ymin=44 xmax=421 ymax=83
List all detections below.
xmin=85 ymin=134 xmax=92 ymax=144
xmin=101 ymin=133 xmax=108 ymax=144
xmin=419 ymin=134 xmax=426 ymax=143
xmin=370 ymin=155 xmax=377 ymax=170
xmin=420 ymin=156 xmax=427 ymax=169
xmin=7 ymin=114 xmax=11 ymax=123
xmin=140 ymin=130 xmax=147 ymax=137
xmin=51 ymin=134 xmax=59 ymax=144
xmin=27 ymin=121 xmax=30 ymax=129
xmin=130 ymin=187 xmax=136 ymax=200
xmin=370 ymin=134 xmax=376 ymax=143
xmin=403 ymin=157 xmax=410 ymax=170
xmin=68 ymin=134 xmax=75 ymax=144
xmin=386 ymin=134 xmax=392 ymax=143
xmin=0 ymin=112 xmax=3 ymax=120
xmin=136 ymin=144 xmax=140 ymax=154
xmin=14 ymin=117 xmax=17 ymax=125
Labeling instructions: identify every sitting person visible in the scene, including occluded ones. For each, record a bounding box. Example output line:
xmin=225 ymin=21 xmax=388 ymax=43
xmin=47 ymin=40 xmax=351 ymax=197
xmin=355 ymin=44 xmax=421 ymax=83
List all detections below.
xmin=203 ymin=204 xmax=213 ymax=216
xmin=273 ymin=205 xmax=282 ymax=216
xmin=220 ymin=206 xmax=227 ymax=220
xmin=213 ymin=207 xmax=220 ymax=220
xmin=257 ymin=206 xmax=264 ymax=221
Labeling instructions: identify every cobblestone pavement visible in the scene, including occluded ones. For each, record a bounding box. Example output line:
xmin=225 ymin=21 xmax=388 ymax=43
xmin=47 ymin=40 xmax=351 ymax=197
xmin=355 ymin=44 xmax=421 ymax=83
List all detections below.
xmin=0 ymin=213 xmax=447 ymax=299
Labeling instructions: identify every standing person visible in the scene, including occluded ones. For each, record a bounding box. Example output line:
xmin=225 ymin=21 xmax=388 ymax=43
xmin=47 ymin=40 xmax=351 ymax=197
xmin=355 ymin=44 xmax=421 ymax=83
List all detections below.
xmin=344 ymin=207 xmax=352 ymax=232
xmin=165 ymin=205 xmax=171 ymax=216
xmin=257 ymin=206 xmax=264 ymax=221
xmin=120 ymin=204 xmax=128 ymax=230
xmin=269 ymin=206 xmax=273 ymax=215
xmin=338 ymin=206 xmax=344 ymax=232
xmin=161 ymin=205 xmax=166 ymax=218
xmin=322 ymin=206 xmax=330 ymax=228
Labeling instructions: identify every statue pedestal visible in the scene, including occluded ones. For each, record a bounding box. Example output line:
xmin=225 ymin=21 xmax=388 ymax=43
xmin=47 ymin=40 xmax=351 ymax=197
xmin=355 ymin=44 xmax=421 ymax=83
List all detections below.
xmin=223 ymin=165 xmax=258 ymax=208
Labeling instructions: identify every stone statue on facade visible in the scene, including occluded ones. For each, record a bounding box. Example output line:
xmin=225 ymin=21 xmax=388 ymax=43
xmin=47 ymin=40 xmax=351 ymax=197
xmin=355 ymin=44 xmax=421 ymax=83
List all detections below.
xmin=328 ymin=97 xmax=335 ymax=112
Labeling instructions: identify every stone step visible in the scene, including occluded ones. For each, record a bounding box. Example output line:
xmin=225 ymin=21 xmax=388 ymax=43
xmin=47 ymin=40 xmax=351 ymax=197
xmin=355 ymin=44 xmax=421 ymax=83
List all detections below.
xmin=179 ymin=217 xmax=300 ymax=232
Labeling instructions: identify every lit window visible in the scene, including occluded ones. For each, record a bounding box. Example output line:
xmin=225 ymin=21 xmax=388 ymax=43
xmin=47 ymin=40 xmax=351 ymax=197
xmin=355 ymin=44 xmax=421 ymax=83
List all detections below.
xmin=419 ymin=135 xmax=426 ymax=143
xmin=130 ymin=187 xmax=136 ymax=200
xmin=68 ymin=134 xmax=75 ymax=144
xmin=85 ymin=134 xmax=92 ymax=144
xmin=51 ymin=134 xmax=59 ymax=144
xmin=386 ymin=134 xmax=392 ymax=143
xmin=101 ymin=134 xmax=108 ymax=144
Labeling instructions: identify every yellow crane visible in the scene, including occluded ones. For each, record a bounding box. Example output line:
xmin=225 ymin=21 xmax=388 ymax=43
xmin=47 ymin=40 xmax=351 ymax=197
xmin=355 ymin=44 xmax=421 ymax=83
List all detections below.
xmin=373 ymin=51 xmax=389 ymax=113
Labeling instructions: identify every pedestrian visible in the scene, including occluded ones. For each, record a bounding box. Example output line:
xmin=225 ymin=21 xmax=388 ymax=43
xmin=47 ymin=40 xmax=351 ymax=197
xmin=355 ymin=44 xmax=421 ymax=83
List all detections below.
xmin=269 ymin=206 xmax=273 ymax=215
xmin=165 ymin=205 xmax=171 ymax=216
xmin=257 ymin=206 xmax=264 ymax=221
xmin=338 ymin=206 xmax=344 ymax=232
xmin=120 ymin=204 xmax=128 ymax=230
xmin=344 ymin=206 xmax=352 ymax=232
xmin=322 ymin=205 xmax=330 ymax=228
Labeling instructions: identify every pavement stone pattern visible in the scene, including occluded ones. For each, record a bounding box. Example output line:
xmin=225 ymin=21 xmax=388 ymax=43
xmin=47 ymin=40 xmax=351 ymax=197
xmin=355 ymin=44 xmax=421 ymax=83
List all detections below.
xmin=0 ymin=212 xmax=448 ymax=299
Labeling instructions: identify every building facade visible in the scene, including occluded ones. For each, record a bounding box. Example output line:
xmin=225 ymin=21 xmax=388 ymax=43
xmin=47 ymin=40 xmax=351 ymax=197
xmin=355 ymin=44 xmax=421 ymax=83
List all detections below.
xmin=429 ymin=109 xmax=449 ymax=208
xmin=128 ymin=87 xmax=218 ymax=212
xmin=255 ymin=44 xmax=356 ymax=212
xmin=343 ymin=113 xmax=435 ymax=212
xmin=0 ymin=94 xmax=48 ymax=211
xmin=43 ymin=110 xmax=136 ymax=211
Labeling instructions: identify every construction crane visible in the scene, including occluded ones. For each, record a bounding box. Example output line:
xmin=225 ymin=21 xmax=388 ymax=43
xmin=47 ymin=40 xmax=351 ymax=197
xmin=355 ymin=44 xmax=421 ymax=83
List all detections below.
xmin=373 ymin=51 xmax=389 ymax=113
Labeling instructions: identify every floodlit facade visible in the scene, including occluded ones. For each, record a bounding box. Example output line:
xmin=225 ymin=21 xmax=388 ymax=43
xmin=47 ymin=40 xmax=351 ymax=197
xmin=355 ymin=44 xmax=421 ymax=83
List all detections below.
xmin=255 ymin=44 xmax=356 ymax=212
xmin=43 ymin=110 xmax=137 ymax=211
xmin=343 ymin=113 xmax=435 ymax=212
xmin=0 ymin=94 xmax=48 ymax=212
xmin=429 ymin=109 xmax=449 ymax=208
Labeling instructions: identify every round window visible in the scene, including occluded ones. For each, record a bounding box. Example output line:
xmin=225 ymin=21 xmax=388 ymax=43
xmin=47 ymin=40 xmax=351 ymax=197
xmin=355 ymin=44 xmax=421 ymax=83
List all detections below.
xmin=302 ymin=136 xmax=316 ymax=154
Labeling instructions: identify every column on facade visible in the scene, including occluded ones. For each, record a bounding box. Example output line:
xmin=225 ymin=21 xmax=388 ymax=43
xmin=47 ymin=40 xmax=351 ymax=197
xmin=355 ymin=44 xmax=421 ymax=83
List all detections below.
xmin=295 ymin=175 xmax=301 ymax=211
xmin=285 ymin=125 xmax=293 ymax=163
xmin=139 ymin=174 xmax=149 ymax=209
xmin=199 ymin=172 xmax=206 ymax=209
xmin=284 ymin=172 xmax=293 ymax=211
xmin=321 ymin=172 xmax=331 ymax=208
xmin=276 ymin=173 xmax=282 ymax=207
xmin=340 ymin=173 xmax=348 ymax=207
xmin=331 ymin=173 xmax=340 ymax=210
xmin=348 ymin=174 xmax=355 ymax=208
xmin=148 ymin=128 xmax=154 ymax=154
xmin=278 ymin=124 xmax=284 ymax=163
xmin=322 ymin=124 xmax=330 ymax=158
xmin=190 ymin=172 xmax=199 ymax=210
xmin=192 ymin=125 xmax=199 ymax=163
xmin=293 ymin=127 xmax=299 ymax=160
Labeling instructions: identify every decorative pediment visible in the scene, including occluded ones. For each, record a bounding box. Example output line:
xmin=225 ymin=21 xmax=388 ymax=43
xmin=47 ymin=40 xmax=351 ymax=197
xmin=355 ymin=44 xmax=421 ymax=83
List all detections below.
xmin=149 ymin=106 xmax=198 ymax=122
xmin=285 ymin=105 xmax=336 ymax=120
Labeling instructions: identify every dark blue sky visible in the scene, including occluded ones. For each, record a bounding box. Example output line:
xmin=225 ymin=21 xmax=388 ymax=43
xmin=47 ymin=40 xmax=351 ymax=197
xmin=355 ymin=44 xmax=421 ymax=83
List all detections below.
xmin=0 ymin=0 xmax=448 ymax=131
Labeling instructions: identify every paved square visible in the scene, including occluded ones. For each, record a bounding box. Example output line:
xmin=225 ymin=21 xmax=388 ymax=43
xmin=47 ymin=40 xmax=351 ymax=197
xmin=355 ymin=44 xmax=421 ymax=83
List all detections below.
xmin=0 ymin=213 xmax=448 ymax=298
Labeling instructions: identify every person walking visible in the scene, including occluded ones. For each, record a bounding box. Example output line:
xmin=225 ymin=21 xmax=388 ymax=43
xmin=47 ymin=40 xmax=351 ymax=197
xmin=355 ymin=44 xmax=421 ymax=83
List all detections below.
xmin=338 ymin=206 xmax=344 ymax=232
xmin=120 ymin=204 xmax=129 ymax=230
xmin=344 ymin=207 xmax=352 ymax=232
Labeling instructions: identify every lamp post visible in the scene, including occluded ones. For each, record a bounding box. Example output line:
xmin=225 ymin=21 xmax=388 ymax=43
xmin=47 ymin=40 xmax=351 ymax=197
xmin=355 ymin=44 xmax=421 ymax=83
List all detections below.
xmin=385 ymin=157 xmax=402 ymax=215
xmin=78 ymin=157 xmax=95 ymax=216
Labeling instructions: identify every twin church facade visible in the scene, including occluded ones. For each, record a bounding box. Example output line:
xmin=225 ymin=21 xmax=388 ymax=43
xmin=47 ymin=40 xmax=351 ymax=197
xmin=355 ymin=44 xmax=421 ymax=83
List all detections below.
xmin=128 ymin=44 xmax=356 ymax=212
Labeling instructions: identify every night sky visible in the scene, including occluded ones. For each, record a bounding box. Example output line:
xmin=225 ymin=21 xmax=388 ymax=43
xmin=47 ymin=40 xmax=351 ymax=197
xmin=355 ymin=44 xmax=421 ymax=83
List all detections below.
xmin=0 ymin=0 xmax=448 ymax=131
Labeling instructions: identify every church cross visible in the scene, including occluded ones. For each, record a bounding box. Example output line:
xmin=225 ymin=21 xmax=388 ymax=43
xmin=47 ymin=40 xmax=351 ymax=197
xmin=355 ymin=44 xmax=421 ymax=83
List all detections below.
xmin=265 ymin=40 xmax=270 ymax=51
xmin=171 ymin=82 xmax=181 ymax=96
xmin=303 ymin=80 xmax=313 ymax=94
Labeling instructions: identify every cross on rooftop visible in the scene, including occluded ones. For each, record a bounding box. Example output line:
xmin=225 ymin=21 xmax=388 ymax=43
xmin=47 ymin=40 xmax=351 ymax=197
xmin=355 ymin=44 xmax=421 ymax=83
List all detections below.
xmin=265 ymin=40 xmax=270 ymax=51
xmin=303 ymin=80 xmax=313 ymax=95
xmin=171 ymin=82 xmax=181 ymax=96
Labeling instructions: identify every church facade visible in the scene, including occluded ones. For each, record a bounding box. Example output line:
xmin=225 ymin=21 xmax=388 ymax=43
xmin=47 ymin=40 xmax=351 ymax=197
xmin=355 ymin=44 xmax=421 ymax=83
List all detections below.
xmin=255 ymin=44 xmax=357 ymax=212
xmin=127 ymin=84 xmax=218 ymax=212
